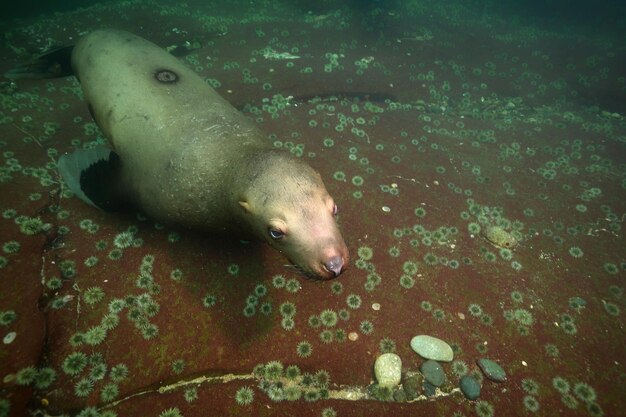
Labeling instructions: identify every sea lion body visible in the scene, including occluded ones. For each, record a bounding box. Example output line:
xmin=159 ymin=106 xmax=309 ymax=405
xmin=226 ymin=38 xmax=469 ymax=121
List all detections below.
xmin=73 ymin=30 xmax=260 ymax=231
xmin=60 ymin=30 xmax=348 ymax=279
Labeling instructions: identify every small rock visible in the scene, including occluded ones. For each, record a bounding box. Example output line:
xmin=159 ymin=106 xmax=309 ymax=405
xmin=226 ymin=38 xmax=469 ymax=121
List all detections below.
xmin=482 ymin=225 xmax=518 ymax=249
xmin=477 ymin=358 xmax=507 ymax=382
xmin=460 ymin=375 xmax=481 ymax=400
xmin=410 ymin=335 xmax=454 ymax=362
xmin=402 ymin=375 xmax=420 ymax=400
xmin=423 ymin=380 xmax=437 ymax=396
xmin=419 ymin=360 xmax=446 ymax=387
xmin=393 ymin=388 xmax=407 ymax=402
xmin=374 ymin=353 xmax=402 ymax=388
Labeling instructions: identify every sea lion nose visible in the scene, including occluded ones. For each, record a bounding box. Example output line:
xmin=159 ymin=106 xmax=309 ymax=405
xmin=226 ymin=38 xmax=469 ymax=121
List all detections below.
xmin=325 ymin=255 xmax=345 ymax=277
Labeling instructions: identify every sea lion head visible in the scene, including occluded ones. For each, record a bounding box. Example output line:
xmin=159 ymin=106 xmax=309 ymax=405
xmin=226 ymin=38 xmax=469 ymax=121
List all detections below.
xmin=238 ymin=152 xmax=349 ymax=280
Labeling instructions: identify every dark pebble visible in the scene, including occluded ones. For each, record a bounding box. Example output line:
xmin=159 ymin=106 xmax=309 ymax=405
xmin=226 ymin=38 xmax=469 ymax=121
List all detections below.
xmin=459 ymin=375 xmax=481 ymax=400
xmin=423 ymin=380 xmax=437 ymax=397
xmin=402 ymin=375 xmax=420 ymax=400
xmin=420 ymin=360 xmax=446 ymax=387
xmin=476 ymin=358 xmax=507 ymax=382
xmin=393 ymin=388 xmax=407 ymax=402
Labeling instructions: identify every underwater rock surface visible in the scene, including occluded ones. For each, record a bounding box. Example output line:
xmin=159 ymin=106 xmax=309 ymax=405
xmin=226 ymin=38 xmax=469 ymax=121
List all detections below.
xmin=0 ymin=0 xmax=624 ymax=416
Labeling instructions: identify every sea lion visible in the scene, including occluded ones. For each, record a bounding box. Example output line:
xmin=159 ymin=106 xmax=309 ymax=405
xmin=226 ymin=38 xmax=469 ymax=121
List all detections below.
xmin=7 ymin=29 xmax=348 ymax=279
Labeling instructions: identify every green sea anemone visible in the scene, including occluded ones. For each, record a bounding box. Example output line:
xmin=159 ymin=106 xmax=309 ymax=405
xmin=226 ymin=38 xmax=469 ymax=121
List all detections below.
xmin=235 ymin=386 xmax=254 ymax=405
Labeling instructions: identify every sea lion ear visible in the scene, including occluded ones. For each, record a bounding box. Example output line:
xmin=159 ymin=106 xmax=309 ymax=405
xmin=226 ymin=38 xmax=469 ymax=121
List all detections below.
xmin=239 ymin=200 xmax=252 ymax=213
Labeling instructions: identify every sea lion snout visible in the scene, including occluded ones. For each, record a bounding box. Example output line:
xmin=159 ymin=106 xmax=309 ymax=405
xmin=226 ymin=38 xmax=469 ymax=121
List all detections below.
xmin=280 ymin=225 xmax=349 ymax=280
xmin=324 ymin=255 xmax=345 ymax=277
xmin=310 ymin=235 xmax=349 ymax=280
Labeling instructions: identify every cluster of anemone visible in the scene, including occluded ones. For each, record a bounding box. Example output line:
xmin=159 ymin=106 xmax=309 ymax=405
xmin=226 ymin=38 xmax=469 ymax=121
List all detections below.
xmin=346 ymin=294 xmax=362 ymax=309
xmin=107 ymin=248 xmax=123 ymax=260
xmin=423 ymin=252 xmax=438 ymax=266
xmin=480 ymin=314 xmax=494 ymax=326
xmin=100 ymin=383 xmax=119 ymax=402
xmin=402 ymin=260 xmax=418 ymax=275
xmin=330 ymin=281 xmax=343 ymax=295
xmin=62 ymin=352 xmax=88 ymax=376
xmin=158 ymin=408 xmax=183 ymax=417
xmin=319 ymin=309 xmax=338 ymax=327
xmin=378 ymin=337 xmax=396 ymax=353
xmin=0 ymin=310 xmax=17 ymax=326
xmin=184 ymin=386 xmax=199 ymax=403
xmin=110 ymin=363 xmax=129 ymax=382
xmin=513 ymin=309 xmax=534 ymax=326
xmin=140 ymin=323 xmax=159 ymax=340
xmin=388 ymin=246 xmax=401 ymax=257
xmin=227 ymin=263 xmax=239 ymax=275
xmin=603 ymin=262 xmax=618 ymax=274
xmin=521 ymin=378 xmax=540 ymax=395
xmin=167 ymin=232 xmax=180 ymax=243
xmin=19 ymin=216 xmax=46 ymax=235
xmin=357 ymin=245 xmax=373 ymax=261
xmin=271 ymin=274 xmax=286 ymax=288
xmin=74 ymin=378 xmax=94 ymax=397
xmin=365 ymin=272 xmax=382 ymax=292
xmin=319 ymin=329 xmax=334 ymax=344
xmin=202 ymin=294 xmax=217 ymax=308
xmin=451 ymin=360 xmax=469 ymax=377
xmin=552 ymin=376 xmax=570 ymax=394
xmin=170 ymin=268 xmax=183 ymax=281
xmin=15 ymin=366 xmax=56 ymax=390
xmin=420 ymin=300 xmax=433 ymax=311
xmin=78 ymin=218 xmax=99 ymax=234
xmin=432 ymin=309 xmax=446 ymax=321
xmin=359 ymin=320 xmax=374 ymax=335
xmin=89 ymin=362 xmax=107 ymax=381
xmin=83 ymin=286 xmax=105 ymax=305
xmin=296 ymin=341 xmax=312 ymax=358
xmin=475 ymin=400 xmax=495 ymax=417
xmin=171 ymin=359 xmax=186 ymax=375
xmin=603 ymin=301 xmax=620 ymax=316
xmin=308 ymin=314 xmax=321 ymax=328
xmin=468 ymin=303 xmax=483 ymax=317
xmin=83 ymin=325 xmax=107 ymax=346
xmin=242 ymin=281 xmax=270 ymax=318
xmin=510 ymin=291 xmax=524 ymax=303
xmin=113 ymin=230 xmax=135 ymax=249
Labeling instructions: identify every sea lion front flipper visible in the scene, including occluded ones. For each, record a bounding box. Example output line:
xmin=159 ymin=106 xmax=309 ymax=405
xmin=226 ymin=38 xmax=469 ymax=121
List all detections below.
xmin=57 ymin=147 xmax=128 ymax=211
xmin=4 ymin=46 xmax=74 ymax=80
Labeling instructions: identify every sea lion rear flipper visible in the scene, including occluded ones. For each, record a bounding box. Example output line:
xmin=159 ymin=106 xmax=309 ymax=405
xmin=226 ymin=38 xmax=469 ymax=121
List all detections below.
xmin=4 ymin=46 xmax=74 ymax=80
xmin=57 ymin=147 xmax=128 ymax=211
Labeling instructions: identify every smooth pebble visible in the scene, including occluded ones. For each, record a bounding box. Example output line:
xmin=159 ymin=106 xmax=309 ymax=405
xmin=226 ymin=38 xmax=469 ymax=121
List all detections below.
xmin=460 ymin=375 xmax=481 ymax=400
xmin=374 ymin=353 xmax=402 ymax=388
xmin=477 ymin=358 xmax=507 ymax=382
xmin=410 ymin=335 xmax=454 ymax=362
xmin=419 ymin=359 xmax=446 ymax=387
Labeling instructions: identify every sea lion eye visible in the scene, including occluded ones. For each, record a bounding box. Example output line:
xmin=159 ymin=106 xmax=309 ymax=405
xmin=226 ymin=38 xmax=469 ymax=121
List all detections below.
xmin=332 ymin=204 xmax=338 ymax=216
xmin=269 ymin=228 xmax=284 ymax=239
